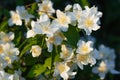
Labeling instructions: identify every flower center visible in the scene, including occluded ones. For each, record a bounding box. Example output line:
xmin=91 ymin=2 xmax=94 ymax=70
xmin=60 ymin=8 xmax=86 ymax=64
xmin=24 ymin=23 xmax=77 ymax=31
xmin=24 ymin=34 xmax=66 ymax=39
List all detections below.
xmin=0 ymin=45 xmax=3 ymax=54
xmin=12 ymin=13 xmax=20 ymax=21
xmin=77 ymin=54 xmax=88 ymax=61
xmin=98 ymin=65 xmax=107 ymax=72
xmin=57 ymin=63 xmax=66 ymax=73
xmin=5 ymin=56 xmax=11 ymax=64
xmin=32 ymin=48 xmax=39 ymax=55
xmin=3 ymin=36 xmax=9 ymax=42
xmin=58 ymin=16 xmax=68 ymax=25
xmin=98 ymin=62 xmax=107 ymax=72
xmin=43 ymin=5 xmax=50 ymax=12
xmin=44 ymin=26 xmax=49 ymax=32
xmin=63 ymin=49 xmax=69 ymax=58
xmin=84 ymin=18 xmax=93 ymax=27
xmin=81 ymin=45 xmax=89 ymax=52
xmin=48 ymin=37 xmax=55 ymax=43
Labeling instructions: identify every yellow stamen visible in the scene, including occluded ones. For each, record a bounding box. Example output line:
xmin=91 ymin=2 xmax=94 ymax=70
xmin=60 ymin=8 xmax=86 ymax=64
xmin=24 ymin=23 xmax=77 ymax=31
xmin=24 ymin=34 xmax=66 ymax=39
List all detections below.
xmin=81 ymin=45 xmax=89 ymax=52
xmin=12 ymin=13 xmax=20 ymax=21
xmin=57 ymin=63 xmax=66 ymax=73
xmin=84 ymin=18 xmax=93 ymax=27
xmin=0 ymin=45 xmax=3 ymax=54
xmin=58 ymin=16 xmax=68 ymax=25
xmin=77 ymin=54 xmax=88 ymax=61
xmin=5 ymin=57 xmax=11 ymax=64
xmin=98 ymin=62 xmax=107 ymax=72
xmin=3 ymin=36 xmax=9 ymax=42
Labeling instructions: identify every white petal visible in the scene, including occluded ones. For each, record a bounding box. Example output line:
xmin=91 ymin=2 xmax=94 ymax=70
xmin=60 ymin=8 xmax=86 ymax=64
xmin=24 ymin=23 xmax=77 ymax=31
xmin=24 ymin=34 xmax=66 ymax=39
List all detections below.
xmin=47 ymin=42 xmax=53 ymax=52
xmin=8 ymin=19 xmax=14 ymax=26
xmin=8 ymin=32 xmax=14 ymax=41
xmin=93 ymin=49 xmax=101 ymax=60
xmin=16 ymin=20 xmax=22 ymax=26
xmin=110 ymin=69 xmax=120 ymax=74
xmin=39 ymin=14 xmax=49 ymax=23
xmin=31 ymin=21 xmax=43 ymax=34
xmin=65 ymin=4 xmax=72 ymax=11
xmin=26 ymin=30 xmax=36 ymax=38
xmin=61 ymin=72 xmax=69 ymax=80
xmin=99 ymin=73 xmax=106 ymax=80
xmin=73 ymin=4 xmax=82 ymax=12
xmin=77 ymin=62 xmax=83 ymax=70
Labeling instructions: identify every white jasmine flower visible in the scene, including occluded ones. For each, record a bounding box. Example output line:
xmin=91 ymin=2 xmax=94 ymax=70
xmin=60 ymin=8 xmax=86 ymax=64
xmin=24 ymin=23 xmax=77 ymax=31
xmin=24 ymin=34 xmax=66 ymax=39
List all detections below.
xmin=30 ymin=45 xmax=42 ymax=57
xmin=2 ymin=43 xmax=19 ymax=56
xmin=53 ymin=62 xmax=70 ymax=80
xmin=60 ymin=44 xmax=74 ymax=61
xmin=92 ymin=61 xmax=107 ymax=80
xmin=92 ymin=60 xmax=120 ymax=80
xmin=75 ymin=40 xmax=96 ymax=69
xmin=45 ymin=31 xmax=66 ymax=52
xmin=38 ymin=0 xmax=55 ymax=15
xmin=26 ymin=30 xmax=36 ymax=38
xmin=52 ymin=10 xmax=71 ymax=32
xmin=76 ymin=52 xmax=96 ymax=70
xmin=8 ymin=11 xmax=22 ymax=26
xmin=16 ymin=6 xmax=34 ymax=23
xmin=0 ymin=43 xmax=19 ymax=68
xmin=8 ymin=5 xmax=34 ymax=26
xmin=78 ymin=6 xmax=102 ymax=35
xmin=0 ymin=32 xmax=14 ymax=43
xmin=31 ymin=14 xmax=58 ymax=37
xmin=76 ymin=40 xmax=93 ymax=55
xmin=0 ymin=70 xmax=14 ymax=80
xmin=78 ymin=15 xmax=100 ymax=35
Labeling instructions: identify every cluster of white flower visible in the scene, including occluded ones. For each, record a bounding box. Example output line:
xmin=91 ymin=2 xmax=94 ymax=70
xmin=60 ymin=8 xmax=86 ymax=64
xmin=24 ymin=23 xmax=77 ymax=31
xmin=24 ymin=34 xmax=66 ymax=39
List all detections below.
xmin=0 ymin=32 xmax=19 ymax=68
xmin=53 ymin=40 xmax=98 ymax=80
xmin=6 ymin=0 xmax=119 ymax=80
xmin=92 ymin=44 xmax=120 ymax=79
xmin=8 ymin=6 xmax=34 ymax=26
xmin=0 ymin=32 xmax=25 ymax=80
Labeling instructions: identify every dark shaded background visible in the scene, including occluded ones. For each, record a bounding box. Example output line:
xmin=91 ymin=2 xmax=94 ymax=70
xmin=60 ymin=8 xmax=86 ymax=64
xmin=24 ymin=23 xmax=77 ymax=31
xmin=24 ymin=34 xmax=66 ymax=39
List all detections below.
xmin=0 ymin=0 xmax=120 ymax=80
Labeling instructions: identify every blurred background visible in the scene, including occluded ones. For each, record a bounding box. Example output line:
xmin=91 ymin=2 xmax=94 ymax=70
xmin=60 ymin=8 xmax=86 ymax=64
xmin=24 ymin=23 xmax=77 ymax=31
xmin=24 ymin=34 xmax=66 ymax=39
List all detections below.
xmin=0 ymin=0 xmax=120 ymax=80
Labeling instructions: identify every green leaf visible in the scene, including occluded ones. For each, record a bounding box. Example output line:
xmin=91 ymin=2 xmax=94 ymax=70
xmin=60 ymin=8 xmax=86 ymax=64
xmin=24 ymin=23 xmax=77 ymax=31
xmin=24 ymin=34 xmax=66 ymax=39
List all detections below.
xmin=0 ymin=20 xmax=8 ymax=32
xmin=63 ymin=25 xmax=80 ymax=47
xmin=75 ymin=0 xmax=89 ymax=8
xmin=28 ymin=2 xmax=38 ymax=17
xmin=13 ymin=31 xmax=22 ymax=46
xmin=44 ymin=69 xmax=54 ymax=75
xmin=24 ymin=54 xmax=38 ymax=66
xmin=44 ymin=57 xmax=52 ymax=69
xmin=54 ymin=54 xmax=61 ymax=62
xmin=19 ymin=42 xmax=34 ymax=58
xmin=27 ymin=64 xmax=46 ymax=78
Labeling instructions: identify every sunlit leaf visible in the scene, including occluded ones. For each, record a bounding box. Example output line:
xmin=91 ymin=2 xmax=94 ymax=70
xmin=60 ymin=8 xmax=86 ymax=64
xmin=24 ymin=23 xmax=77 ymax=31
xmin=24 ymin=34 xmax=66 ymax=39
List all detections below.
xmin=27 ymin=64 xmax=46 ymax=78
